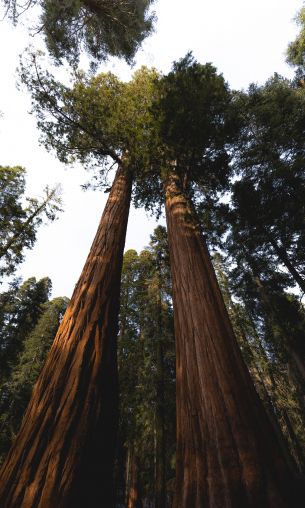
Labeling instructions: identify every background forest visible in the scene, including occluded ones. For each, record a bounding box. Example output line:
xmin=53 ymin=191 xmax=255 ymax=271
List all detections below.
xmin=0 ymin=1 xmax=305 ymax=508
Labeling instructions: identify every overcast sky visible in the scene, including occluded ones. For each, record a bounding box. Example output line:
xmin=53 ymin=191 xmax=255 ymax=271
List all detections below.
xmin=0 ymin=0 xmax=302 ymax=298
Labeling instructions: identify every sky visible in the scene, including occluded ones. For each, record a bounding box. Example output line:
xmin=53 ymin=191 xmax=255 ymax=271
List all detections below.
xmin=0 ymin=0 xmax=303 ymax=298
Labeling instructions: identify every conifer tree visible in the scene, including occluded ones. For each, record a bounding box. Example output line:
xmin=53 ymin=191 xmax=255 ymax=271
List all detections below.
xmin=213 ymin=253 xmax=305 ymax=475
xmin=2 ymin=0 xmax=155 ymax=66
xmin=227 ymin=75 xmax=305 ymax=295
xmin=118 ymin=227 xmax=175 ymax=508
xmin=0 ymin=295 xmax=69 ymax=463
xmin=0 ymin=166 xmax=62 ymax=279
xmin=0 ymin=277 xmax=52 ymax=386
xmin=150 ymin=54 xmax=302 ymax=507
xmin=0 ymin=62 xmax=159 ymax=507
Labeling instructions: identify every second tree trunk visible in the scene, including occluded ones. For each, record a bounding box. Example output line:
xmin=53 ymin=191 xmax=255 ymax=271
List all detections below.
xmin=164 ymin=171 xmax=301 ymax=508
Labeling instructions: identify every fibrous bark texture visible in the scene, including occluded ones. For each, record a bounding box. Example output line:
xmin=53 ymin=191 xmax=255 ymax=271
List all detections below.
xmin=0 ymin=164 xmax=132 ymax=508
xmin=127 ymin=453 xmax=143 ymax=508
xmin=164 ymin=171 xmax=302 ymax=508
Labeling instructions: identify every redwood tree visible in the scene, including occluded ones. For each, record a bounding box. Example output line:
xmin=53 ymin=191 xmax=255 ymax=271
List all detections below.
xmin=0 ymin=163 xmax=132 ymax=507
xmin=155 ymin=55 xmax=303 ymax=507
xmin=164 ymin=171 xmax=300 ymax=508
xmin=0 ymin=62 xmax=159 ymax=506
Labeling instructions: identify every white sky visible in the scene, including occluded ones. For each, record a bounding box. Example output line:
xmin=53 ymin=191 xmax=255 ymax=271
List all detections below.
xmin=0 ymin=0 xmax=302 ymax=298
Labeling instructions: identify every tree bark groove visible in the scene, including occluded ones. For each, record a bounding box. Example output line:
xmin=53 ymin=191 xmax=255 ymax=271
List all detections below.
xmin=164 ymin=171 xmax=301 ymax=508
xmin=0 ymin=163 xmax=132 ymax=508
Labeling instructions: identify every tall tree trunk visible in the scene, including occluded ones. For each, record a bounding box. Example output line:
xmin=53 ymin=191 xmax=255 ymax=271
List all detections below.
xmin=0 ymin=163 xmax=132 ymax=508
xmin=164 ymin=171 xmax=301 ymax=508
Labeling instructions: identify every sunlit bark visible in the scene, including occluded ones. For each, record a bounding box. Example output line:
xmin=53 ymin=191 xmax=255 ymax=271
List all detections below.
xmin=0 ymin=163 xmax=132 ymax=508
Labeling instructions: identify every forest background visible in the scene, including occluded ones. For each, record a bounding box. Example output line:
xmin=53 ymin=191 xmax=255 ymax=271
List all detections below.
xmin=0 ymin=0 xmax=302 ymax=299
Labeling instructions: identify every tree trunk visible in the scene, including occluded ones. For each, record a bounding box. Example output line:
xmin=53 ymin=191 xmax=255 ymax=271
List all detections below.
xmin=155 ymin=253 xmax=166 ymax=508
xmin=127 ymin=453 xmax=143 ymax=508
xmin=225 ymin=301 xmax=298 ymax=476
xmin=164 ymin=171 xmax=301 ymax=508
xmin=252 ymin=273 xmax=305 ymax=388
xmin=268 ymin=237 xmax=305 ymax=295
xmin=0 ymin=163 xmax=132 ymax=508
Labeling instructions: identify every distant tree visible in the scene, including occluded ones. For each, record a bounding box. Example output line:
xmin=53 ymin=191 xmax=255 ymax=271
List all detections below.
xmin=0 ymin=295 xmax=69 ymax=463
xmin=118 ymin=227 xmax=175 ymax=508
xmin=0 ymin=276 xmax=52 ymax=386
xmin=0 ymin=166 xmax=62 ymax=279
xmin=228 ymin=75 xmax=305 ymax=294
xmin=2 ymin=0 xmax=155 ymax=66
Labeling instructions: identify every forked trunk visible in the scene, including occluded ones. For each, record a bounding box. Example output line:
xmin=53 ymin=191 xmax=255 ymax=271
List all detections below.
xmin=164 ymin=171 xmax=301 ymax=508
xmin=0 ymin=163 xmax=132 ymax=508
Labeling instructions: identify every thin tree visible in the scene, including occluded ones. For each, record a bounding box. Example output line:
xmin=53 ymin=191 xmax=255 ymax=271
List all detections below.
xmin=0 ymin=166 xmax=62 ymax=279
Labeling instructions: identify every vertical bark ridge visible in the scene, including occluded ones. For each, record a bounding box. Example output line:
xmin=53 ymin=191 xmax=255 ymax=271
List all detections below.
xmin=0 ymin=163 xmax=132 ymax=508
xmin=164 ymin=171 xmax=301 ymax=508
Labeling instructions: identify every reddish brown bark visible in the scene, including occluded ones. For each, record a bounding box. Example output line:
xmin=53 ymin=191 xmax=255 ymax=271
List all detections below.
xmin=127 ymin=453 xmax=143 ymax=508
xmin=164 ymin=171 xmax=301 ymax=508
xmin=0 ymin=163 xmax=132 ymax=508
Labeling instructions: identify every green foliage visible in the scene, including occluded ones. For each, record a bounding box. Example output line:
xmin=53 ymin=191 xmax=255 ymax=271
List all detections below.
xmin=0 ymin=294 xmax=69 ymax=462
xmin=134 ymin=53 xmax=236 ymax=213
xmin=20 ymin=52 xmax=238 ymax=218
xmin=287 ymin=6 xmax=305 ymax=67
xmin=0 ymin=166 xmax=62 ymax=279
xmin=228 ymin=75 xmax=305 ymax=291
xmin=118 ymin=227 xmax=175 ymax=502
xmin=0 ymin=277 xmax=52 ymax=386
xmin=2 ymin=0 xmax=155 ymax=66
xmin=20 ymin=55 xmax=161 ymax=193
xmin=156 ymin=54 xmax=233 ymax=186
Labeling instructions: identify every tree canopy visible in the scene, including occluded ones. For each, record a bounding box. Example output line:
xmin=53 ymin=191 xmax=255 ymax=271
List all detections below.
xmin=2 ymin=0 xmax=155 ymax=66
xmin=287 ymin=6 xmax=305 ymax=68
